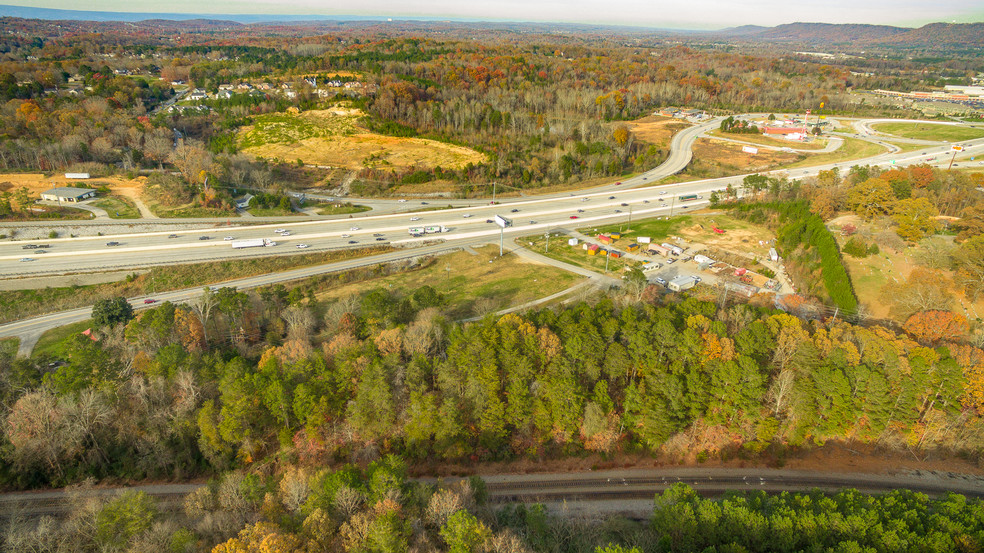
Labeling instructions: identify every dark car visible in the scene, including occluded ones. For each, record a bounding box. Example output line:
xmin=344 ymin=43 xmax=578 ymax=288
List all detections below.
xmin=21 ymin=245 xmax=37 ymax=249
xmin=36 ymin=244 xmax=49 ymax=248
xmin=168 ymin=234 xmax=179 ymax=238
xmin=375 ymin=237 xmax=386 ymax=241
xmin=486 ymin=219 xmax=494 ymax=223
xmin=348 ymin=240 xmax=358 ymax=244
xmin=621 ymin=203 xmax=629 ymax=207
xmin=106 ymin=241 xmax=120 ymax=246
xmin=372 ymin=233 xmax=383 ymax=237
xmin=577 ymin=209 xmax=585 ymax=213
xmin=198 ymin=236 xmax=210 ymax=240
xmin=608 ymin=196 xmax=615 ymax=199
xmin=510 ymin=208 xmax=519 ymax=213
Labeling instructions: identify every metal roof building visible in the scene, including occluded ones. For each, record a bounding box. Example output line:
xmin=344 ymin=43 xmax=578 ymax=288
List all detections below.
xmin=40 ymin=187 xmax=96 ymax=203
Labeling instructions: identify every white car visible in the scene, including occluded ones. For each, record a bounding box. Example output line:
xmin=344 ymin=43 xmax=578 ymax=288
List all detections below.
xmin=19 ymin=257 xmax=34 ymax=262
xmin=463 ymin=214 xmax=473 ymax=218
xmin=223 ymin=236 xmax=235 ymax=241
xmin=275 ymin=229 xmax=286 ymax=233
xmin=280 ymin=231 xmax=291 ymax=236
xmin=410 ymin=216 xmax=420 ymax=221
xmin=398 ymin=199 xmax=407 ymax=203
xmin=296 ymin=244 xmax=310 ymax=249
xmin=341 ymin=234 xmax=351 ymax=238
xmin=350 ymin=227 xmax=360 ymax=231
xmin=659 ymin=191 xmax=667 ymax=195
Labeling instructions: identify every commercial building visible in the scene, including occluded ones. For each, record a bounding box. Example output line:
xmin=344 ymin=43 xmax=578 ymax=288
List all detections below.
xmin=40 ymin=187 xmax=96 ymax=203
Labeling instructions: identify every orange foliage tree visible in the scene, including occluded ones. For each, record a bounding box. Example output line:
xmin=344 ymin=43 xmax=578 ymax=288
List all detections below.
xmin=902 ymin=310 xmax=969 ymax=345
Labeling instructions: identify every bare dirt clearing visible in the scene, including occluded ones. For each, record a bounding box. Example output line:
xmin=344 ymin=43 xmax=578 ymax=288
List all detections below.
xmin=627 ymin=115 xmax=690 ymax=147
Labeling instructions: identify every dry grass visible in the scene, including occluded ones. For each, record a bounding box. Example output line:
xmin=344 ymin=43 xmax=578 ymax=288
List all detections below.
xmin=238 ymin=107 xmax=487 ymax=171
xmin=315 ymin=245 xmax=582 ymax=318
xmin=627 ymin=115 xmax=691 ymax=147
xmin=705 ymin=129 xmax=830 ymax=150
xmin=691 ymin=138 xmax=801 ymax=172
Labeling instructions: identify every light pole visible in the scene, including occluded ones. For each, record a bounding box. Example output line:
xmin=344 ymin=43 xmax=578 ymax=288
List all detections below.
xmin=545 ymin=227 xmax=551 ymax=253
xmin=491 ymin=181 xmax=497 ymax=205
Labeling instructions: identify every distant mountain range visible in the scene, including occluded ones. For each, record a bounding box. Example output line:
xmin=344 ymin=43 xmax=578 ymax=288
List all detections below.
xmin=0 ymin=5 xmax=981 ymax=50
xmin=716 ymin=21 xmax=984 ymax=49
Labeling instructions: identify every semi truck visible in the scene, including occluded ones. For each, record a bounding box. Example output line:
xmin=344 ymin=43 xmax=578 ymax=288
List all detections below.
xmin=679 ymin=194 xmax=702 ymax=201
xmin=409 ymin=225 xmax=448 ymax=236
xmin=231 ymin=238 xmax=276 ymax=249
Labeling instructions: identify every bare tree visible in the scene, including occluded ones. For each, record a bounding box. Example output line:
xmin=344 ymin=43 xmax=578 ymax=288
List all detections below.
xmin=190 ymin=287 xmax=217 ymax=346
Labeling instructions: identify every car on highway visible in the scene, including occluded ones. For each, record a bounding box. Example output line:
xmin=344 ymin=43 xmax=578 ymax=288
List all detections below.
xmin=581 ymin=197 xmax=590 ymax=202
xmin=21 ymin=245 xmax=37 ymax=249
xmin=643 ymin=200 xmax=649 ymax=203
xmin=529 ymin=220 xmax=537 ymax=224
xmin=615 ymin=181 xmax=622 ymax=185
xmin=655 ymin=277 xmax=667 ymax=285
xmin=168 ymin=234 xmax=178 ymax=238
xmin=223 ymin=236 xmax=235 ymax=241
xmin=19 ymin=258 xmax=34 ymax=262
xmin=510 ymin=208 xmax=519 ymax=213
xmin=198 ymin=236 xmax=210 ymax=240
xmin=275 ymin=229 xmax=286 ymax=233
xmin=373 ymin=233 xmax=383 ymax=237
xmin=659 ymin=191 xmax=667 ymax=195
xmin=486 ymin=219 xmax=494 ymax=223
xmin=143 ymin=299 xmax=157 ymax=304
xmin=608 ymin=196 xmax=615 ymax=199
xmin=33 ymin=249 xmax=46 ymax=254
xmin=614 ymin=209 xmax=622 ymax=213
xmin=621 ymin=203 xmax=629 ymax=206
xmin=375 ymin=237 xmax=386 ymax=241
xmin=280 ymin=231 xmax=291 ymax=236
xmin=681 ymin=206 xmax=689 ymax=209
xmin=577 ymin=209 xmax=585 ymax=213
xmin=398 ymin=199 xmax=407 ymax=202
xmin=569 ymin=215 xmax=579 ymax=219
xmin=410 ymin=217 xmax=420 ymax=221
xmin=348 ymin=240 xmax=358 ymax=244
xmin=463 ymin=214 xmax=473 ymax=218
xmin=341 ymin=234 xmax=351 ymax=238
xmin=350 ymin=227 xmax=360 ymax=231
xmin=296 ymin=244 xmax=310 ymax=249
xmin=421 ymin=201 xmax=429 ymax=205
xmin=106 ymin=241 xmax=120 ymax=246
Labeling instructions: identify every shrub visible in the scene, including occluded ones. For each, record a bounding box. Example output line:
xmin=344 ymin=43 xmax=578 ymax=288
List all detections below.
xmin=842 ymin=237 xmax=871 ymax=258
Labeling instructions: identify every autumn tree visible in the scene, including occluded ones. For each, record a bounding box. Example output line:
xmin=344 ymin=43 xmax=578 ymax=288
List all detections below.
xmin=847 ymin=177 xmax=895 ymax=220
xmin=953 ymin=235 xmax=984 ymax=301
xmin=884 ymin=268 xmax=954 ymax=319
xmin=892 ymin=197 xmax=940 ymax=242
xmin=903 ymin=310 xmax=969 ymax=345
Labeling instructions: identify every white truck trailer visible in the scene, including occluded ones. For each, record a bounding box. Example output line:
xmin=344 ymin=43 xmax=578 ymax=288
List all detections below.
xmin=231 ymin=238 xmax=276 ymax=249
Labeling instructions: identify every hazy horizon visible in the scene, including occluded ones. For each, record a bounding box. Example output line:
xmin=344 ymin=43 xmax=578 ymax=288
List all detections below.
xmin=1 ymin=0 xmax=982 ymax=30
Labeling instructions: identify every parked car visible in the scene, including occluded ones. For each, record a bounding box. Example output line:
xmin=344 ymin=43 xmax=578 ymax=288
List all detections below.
xmin=655 ymin=277 xmax=667 ymax=285
xmin=529 ymin=220 xmax=537 ymax=224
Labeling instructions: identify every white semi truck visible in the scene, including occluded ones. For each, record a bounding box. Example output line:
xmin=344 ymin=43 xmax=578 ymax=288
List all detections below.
xmin=409 ymin=225 xmax=448 ymax=236
xmin=231 ymin=238 xmax=276 ymax=249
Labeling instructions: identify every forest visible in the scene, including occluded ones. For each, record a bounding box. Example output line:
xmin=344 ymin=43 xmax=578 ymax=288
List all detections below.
xmin=0 ymin=16 xmax=970 ymax=202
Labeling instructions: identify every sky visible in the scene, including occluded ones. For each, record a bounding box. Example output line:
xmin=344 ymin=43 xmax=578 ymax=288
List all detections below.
xmin=4 ymin=0 xmax=983 ymax=29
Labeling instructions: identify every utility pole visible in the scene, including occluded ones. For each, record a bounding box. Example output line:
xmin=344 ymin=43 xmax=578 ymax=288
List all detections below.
xmin=669 ymin=195 xmax=675 ymax=217
xmin=491 ymin=182 xmax=497 ymax=205
xmin=499 ymin=226 xmax=504 ymax=257
xmin=628 ymin=205 xmax=632 ymax=230
xmin=545 ymin=227 xmax=550 ymax=252
xmin=948 ymin=149 xmax=958 ymax=170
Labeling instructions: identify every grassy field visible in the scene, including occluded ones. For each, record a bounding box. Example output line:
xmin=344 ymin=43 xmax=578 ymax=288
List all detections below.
xmin=248 ymin=206 xmax=303 ymax=217
xmin=704 ymin=129 xmax=829 ymax=150
xmin=239 ymin=106 xmax=486 ymax=171
xmin=521 ymin=232 xmax=635 ymax=274
xmin=315 ymin=245 xmax=583 ymax=319
xmin=0 ymin=337 xmax=18 ymax=357
xmin=32 ymin=320 xmax=92 ymax=359
xmin=316 ymin=203 xmax=372 ymax=215
xmin=145 ymin=199 xmax=237 ymax=218
xmin=783 ymin=137 xmax=887 ymax=169
xmin=581 ymin=213 xmax=775 ymax=258
xmin=871 ymin=122 xmax=984 ymax=142
xmin=91 ymin=196 xmax=141 ymax=219
xmin=0 ymin=245 xmax=393 ymax=325
xmin=581 ymin=215 xmax=691 ymax=240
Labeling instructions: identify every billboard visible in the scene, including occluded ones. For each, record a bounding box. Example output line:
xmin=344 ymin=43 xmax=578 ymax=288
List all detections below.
xmin=741 ymin=146 xmax=759 ymax=155
xmin=494 ymin=214 xmax=513 ymax=228
xmin=637 ymin=236 xmax=652 ymax=244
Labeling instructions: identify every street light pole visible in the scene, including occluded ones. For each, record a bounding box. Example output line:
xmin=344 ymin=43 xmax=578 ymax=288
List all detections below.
xmin=499 ymin=226 xmax=504 ymax=257
xmin=545 ymin=227 xmax=550 ymax=253
xmin=492 ymin=182 xmax=497 ymax=205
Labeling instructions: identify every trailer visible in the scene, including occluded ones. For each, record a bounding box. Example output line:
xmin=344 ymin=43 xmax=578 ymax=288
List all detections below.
xmin=409 ymin=226 xmax=425 ymax=236
xmin=423 ymin=225 xmax=448 ymax=234
xmin=693 ymin=254 xmax=713 ymax=265
xmin=660 ymin=242 xmax=685 ymax=256
xmin=667 ymin=275 xmax=699 ymax=292
xmin=679 ymin=194 xmax=702 ymax=201
xmin=648 ymin=244 xmax=671 ymax=256
xmin=231 ymin=238 xmax=276 ymax=249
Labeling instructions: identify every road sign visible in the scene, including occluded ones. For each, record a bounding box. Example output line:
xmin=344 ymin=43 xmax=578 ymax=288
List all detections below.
xmin=741 ymin=146 xmax=759 ymax=154
xmin=952 ymin=145 xmax=965 ymax=152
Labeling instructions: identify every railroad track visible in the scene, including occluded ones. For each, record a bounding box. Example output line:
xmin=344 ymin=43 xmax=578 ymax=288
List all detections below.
xmin=2 ymin=470 xmax=982 ymax=519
